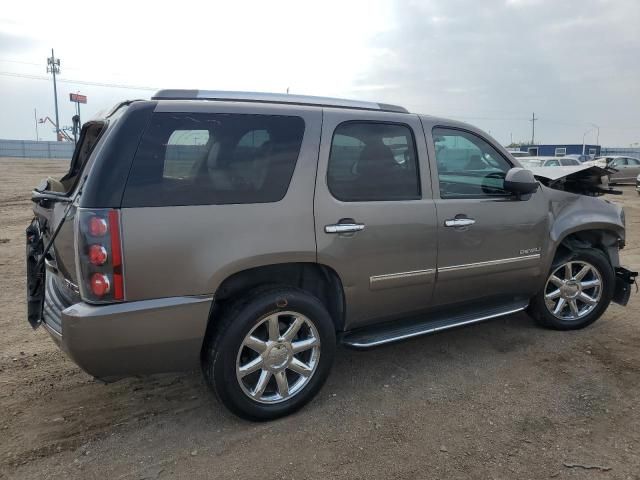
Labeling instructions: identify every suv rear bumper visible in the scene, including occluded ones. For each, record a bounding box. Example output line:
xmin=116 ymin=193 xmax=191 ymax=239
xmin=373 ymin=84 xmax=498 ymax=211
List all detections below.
xmin=44 ymin=295 xmax=212 ymax=380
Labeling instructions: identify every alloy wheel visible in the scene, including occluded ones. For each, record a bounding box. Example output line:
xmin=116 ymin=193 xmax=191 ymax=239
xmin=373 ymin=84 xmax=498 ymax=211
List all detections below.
xmin=544 ymin=261 xmax=603 ymax=321
xmin=236 ymin=311 xmax=321 ymax=404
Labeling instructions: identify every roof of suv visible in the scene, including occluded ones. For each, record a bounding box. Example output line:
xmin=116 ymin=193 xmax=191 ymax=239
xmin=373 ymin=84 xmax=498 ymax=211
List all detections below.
xmin=151 ymin=89 xmax=409 ymax=114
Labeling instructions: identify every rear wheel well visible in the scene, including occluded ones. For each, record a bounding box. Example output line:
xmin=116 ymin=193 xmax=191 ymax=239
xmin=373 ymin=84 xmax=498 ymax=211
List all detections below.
xmin=210 ymin=263 xmax=345 ymax=333
xmin=554 ymin=229 xmax=621 ymax=267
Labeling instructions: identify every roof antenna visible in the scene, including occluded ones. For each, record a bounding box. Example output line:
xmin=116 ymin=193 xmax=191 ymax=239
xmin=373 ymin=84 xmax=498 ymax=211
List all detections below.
xmin=286 ymin=87 xmax=290 ymax=94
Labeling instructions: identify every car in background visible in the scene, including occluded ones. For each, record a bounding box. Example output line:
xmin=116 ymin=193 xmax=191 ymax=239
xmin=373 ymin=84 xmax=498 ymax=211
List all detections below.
xmin=636 ymin=173 xmax=640 ymax=194
xmin=563 ymin=154 xmax=593 ymax=163
xmin=586 ymin=156 xmax=640 ymax=184
xmin=509 ymin=151 xmax=531 ymax=158
xmin=519 ymin=156 xmax=581 ymax=168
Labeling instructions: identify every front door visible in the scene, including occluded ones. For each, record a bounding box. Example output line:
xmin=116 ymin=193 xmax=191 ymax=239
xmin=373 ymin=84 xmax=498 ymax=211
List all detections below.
xmin=314 ymin=110 xmax=438 ymax=330
xmin=425 ymin=124 xmax=549 ymax=307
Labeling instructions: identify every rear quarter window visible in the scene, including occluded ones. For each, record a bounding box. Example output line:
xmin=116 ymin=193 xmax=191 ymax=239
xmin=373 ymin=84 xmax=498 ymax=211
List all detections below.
xmin=122 ymin=113 xmax=305 ymax=207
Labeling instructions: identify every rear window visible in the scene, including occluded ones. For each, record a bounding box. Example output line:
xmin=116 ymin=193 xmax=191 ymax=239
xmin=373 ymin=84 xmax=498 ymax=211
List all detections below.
xmin=122 ymin=113 xmax=305 ymax=207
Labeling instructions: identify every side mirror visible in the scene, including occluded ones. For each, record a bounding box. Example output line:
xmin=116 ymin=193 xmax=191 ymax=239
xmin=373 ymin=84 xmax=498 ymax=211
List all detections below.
xmin=504 ymin=167 xmax=538 ymax=195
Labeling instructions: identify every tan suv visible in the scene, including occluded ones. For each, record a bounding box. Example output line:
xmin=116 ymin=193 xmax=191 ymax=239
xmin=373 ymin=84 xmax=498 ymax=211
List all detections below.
xmin=26 ymin=91 xmax=636 ymax=420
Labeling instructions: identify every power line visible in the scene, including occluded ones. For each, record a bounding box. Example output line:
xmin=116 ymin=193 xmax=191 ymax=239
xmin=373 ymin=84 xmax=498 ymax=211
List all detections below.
xmin=0 ymin=70 xmax=157 ymax=91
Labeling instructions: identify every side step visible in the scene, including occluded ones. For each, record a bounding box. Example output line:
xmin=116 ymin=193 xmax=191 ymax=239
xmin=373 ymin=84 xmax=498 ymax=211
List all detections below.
xmin=341 ymin=301 xmax=528 ymax=349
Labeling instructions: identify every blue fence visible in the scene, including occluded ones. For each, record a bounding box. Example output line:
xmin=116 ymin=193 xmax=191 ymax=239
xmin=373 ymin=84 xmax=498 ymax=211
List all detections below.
xmin=0 ymin=139 xmax=75 ymax=159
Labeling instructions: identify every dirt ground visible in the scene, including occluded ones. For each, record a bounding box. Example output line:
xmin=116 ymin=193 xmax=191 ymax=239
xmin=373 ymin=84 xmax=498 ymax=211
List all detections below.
xmin=1 ymin=157 xmax=639 ymax=480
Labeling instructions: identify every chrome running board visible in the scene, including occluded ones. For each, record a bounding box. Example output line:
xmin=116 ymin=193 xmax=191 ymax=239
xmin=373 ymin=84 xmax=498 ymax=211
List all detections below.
xmin=341 ymin=301 xmax=528 ymax=349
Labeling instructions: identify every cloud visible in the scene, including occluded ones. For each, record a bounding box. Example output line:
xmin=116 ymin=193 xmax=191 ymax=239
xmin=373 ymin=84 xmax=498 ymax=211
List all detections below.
xmin=0 ymin=31 xmax=41 ymax=55
xmin=355 ymin=0 xmax=640 ymax=145
xmin=0 ymin=0 xmax=638 ymax=145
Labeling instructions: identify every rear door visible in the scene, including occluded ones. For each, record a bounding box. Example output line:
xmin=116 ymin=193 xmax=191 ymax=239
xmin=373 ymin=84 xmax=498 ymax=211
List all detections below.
xmin=314 ymin=109 xmax=437 ymax=330
xmin=424 ymin=121 xmax=549 ymax=307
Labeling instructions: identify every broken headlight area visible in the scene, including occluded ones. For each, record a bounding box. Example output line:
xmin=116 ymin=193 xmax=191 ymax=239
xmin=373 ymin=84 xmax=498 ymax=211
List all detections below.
xmin=528 ymin=165 xmax=622 ymax=196
xmin=613 ymin=267 xmax=639 ymax=306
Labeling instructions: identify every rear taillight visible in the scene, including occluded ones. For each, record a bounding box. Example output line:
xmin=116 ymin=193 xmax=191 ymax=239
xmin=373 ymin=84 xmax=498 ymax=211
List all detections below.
xmin=75 ymin=208 xmax=125 ymax=303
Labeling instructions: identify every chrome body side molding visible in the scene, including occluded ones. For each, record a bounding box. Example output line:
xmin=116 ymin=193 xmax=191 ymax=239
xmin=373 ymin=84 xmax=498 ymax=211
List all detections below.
xmin=369 ymin=269 xmax=436 ymax=291
xmin=438 ymin=254 xmax=541 ymax=273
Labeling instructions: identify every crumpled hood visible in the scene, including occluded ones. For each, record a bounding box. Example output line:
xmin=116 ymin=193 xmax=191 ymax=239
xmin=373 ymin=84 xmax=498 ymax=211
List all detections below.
xmin=527 ymin=164 xmax=621 ymax=196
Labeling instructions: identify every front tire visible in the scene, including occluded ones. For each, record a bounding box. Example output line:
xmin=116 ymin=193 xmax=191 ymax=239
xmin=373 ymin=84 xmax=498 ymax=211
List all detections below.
xmin=529 ymin=248 xmax=615 ymax=330
xmin=203 ymin=286 xmax=336 ymax=421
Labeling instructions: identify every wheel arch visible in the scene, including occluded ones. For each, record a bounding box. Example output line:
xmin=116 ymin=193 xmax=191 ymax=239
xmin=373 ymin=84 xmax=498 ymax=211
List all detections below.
xmin=207 ymin=262 xmax=346 ymax=334
xmin=551 ymin=227 xmax=624 ymax=269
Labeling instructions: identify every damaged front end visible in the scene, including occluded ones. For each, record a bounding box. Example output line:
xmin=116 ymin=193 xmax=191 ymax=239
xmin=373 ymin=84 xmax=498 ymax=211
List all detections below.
xmin=528 ymin=164 xmax=621 ymax=196
xmin=613 ymin=267 xmax=638 ymax=306
xmin=533 ymin=164 xmax=637 ymax=306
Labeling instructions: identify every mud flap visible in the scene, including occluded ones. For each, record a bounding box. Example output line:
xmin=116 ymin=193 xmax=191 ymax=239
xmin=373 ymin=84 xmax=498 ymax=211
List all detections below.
xmin=26 ymin=218 xmax=45 ymax=329
xmin=612 ymin=267 xmax=638 ymax=306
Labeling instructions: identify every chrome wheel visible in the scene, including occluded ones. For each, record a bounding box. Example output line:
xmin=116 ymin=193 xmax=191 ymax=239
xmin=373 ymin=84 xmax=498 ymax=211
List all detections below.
xmin=544 ymin=261 xmax=603 ymax=321
xmin=236 ymin=311 xmax=321 ymax=404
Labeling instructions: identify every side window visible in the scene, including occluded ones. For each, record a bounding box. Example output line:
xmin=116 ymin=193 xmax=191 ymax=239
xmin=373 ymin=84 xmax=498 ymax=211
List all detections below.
xmin=613 ymin=158 xmax=627 ymax=167
xmin=546 ymin=159 xmax=560 ymax=166
xmin=432 ymin=127 xmax=512 ymax=199
xmin=123 ymin=113 xmax=305 ymax=207
xmin=163 ymin=130 xmax=210 ymax=179
xmin=627 ymin=158 xmax=640 ymax=165
xmin=327 ymin=122 xmax=420 ymax=202
xmin=560 ymin=158 xmax=579 ymax=166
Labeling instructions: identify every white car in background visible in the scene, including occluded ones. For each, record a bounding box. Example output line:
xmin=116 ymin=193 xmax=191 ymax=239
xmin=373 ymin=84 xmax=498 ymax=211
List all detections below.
xmin=519 ymin=156 xmax=582 ymax=168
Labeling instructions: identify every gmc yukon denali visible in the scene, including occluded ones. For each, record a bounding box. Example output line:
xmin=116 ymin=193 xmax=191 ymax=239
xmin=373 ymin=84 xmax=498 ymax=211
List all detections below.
xmin=26 ymin=91 xmax=637 ymax=420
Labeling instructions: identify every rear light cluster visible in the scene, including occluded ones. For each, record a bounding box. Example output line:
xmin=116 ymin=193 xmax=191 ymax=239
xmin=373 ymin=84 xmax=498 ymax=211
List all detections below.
xmin=75 ymin=208 xmax=125 ymax=303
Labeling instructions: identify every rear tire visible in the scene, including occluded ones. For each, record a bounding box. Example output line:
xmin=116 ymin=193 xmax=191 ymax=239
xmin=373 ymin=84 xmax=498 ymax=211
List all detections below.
xmin=529 ymin=248 xmax=614 ymax=330
xmin=202 ymin=286 xmax=336 ymax=421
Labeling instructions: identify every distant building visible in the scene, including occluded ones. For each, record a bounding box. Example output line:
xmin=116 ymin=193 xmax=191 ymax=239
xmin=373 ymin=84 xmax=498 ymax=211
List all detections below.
xmin=517 ymin=144 xmax=601 ymax=157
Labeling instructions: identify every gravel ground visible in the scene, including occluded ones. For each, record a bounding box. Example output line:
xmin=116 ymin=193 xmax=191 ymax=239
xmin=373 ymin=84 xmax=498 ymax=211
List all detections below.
xmin=1 ymin=157 xmax=639 ymax=479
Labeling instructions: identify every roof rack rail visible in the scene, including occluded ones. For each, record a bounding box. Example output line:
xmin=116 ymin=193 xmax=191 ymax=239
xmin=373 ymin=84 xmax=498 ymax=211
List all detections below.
xmin=151 ymin=90 xmax=409 ymax=114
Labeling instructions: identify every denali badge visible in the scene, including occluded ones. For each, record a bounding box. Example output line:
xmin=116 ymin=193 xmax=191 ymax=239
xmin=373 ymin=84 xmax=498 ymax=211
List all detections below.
xmin=520 ymin=247 xmax=541 ymax=255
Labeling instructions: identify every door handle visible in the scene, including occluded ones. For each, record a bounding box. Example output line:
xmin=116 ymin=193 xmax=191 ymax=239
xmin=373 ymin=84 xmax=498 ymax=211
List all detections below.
xmin=325 ymin=223 xmax=365 ymax=234
xmin=444 ymin=218 xmax=476 ymax=228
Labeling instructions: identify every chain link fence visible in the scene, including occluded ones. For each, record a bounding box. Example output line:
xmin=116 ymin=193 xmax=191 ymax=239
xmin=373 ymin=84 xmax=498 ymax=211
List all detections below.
xmin=0 ymin=139 xmax=74 ymax=159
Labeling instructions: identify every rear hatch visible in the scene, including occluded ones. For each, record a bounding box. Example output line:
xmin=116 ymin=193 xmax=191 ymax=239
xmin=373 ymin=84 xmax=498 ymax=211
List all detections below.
xmin=27 ymin=121 xmax=107 ymax=328
xmin=27 ymin=100 xmax=156 ymax=329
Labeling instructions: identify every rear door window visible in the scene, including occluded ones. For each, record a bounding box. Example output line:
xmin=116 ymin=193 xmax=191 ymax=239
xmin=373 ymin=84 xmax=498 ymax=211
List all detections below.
xmin=123 ymin=113 xmax=305 ymax=207
xmin=327 ymin=122 xmax=420 ymax=201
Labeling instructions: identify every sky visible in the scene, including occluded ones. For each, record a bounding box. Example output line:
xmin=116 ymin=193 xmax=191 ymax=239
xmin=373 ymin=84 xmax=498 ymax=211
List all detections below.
xmin=0 ymin=0 xmax=638 ymax=146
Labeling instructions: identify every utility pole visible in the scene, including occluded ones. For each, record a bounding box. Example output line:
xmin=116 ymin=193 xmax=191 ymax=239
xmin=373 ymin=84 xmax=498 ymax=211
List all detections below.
xmin=590 ymin=123 xmax=600 ymax=147
xmin=34 ymin=108 xmax=39 ymax=141
xmin=582 ymin=127 xmax=595 ymax=155
xmin=529 ymin=112 xmax=538 ymax=145
xmin=47 ymin=49 xmax=61 ymax=141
